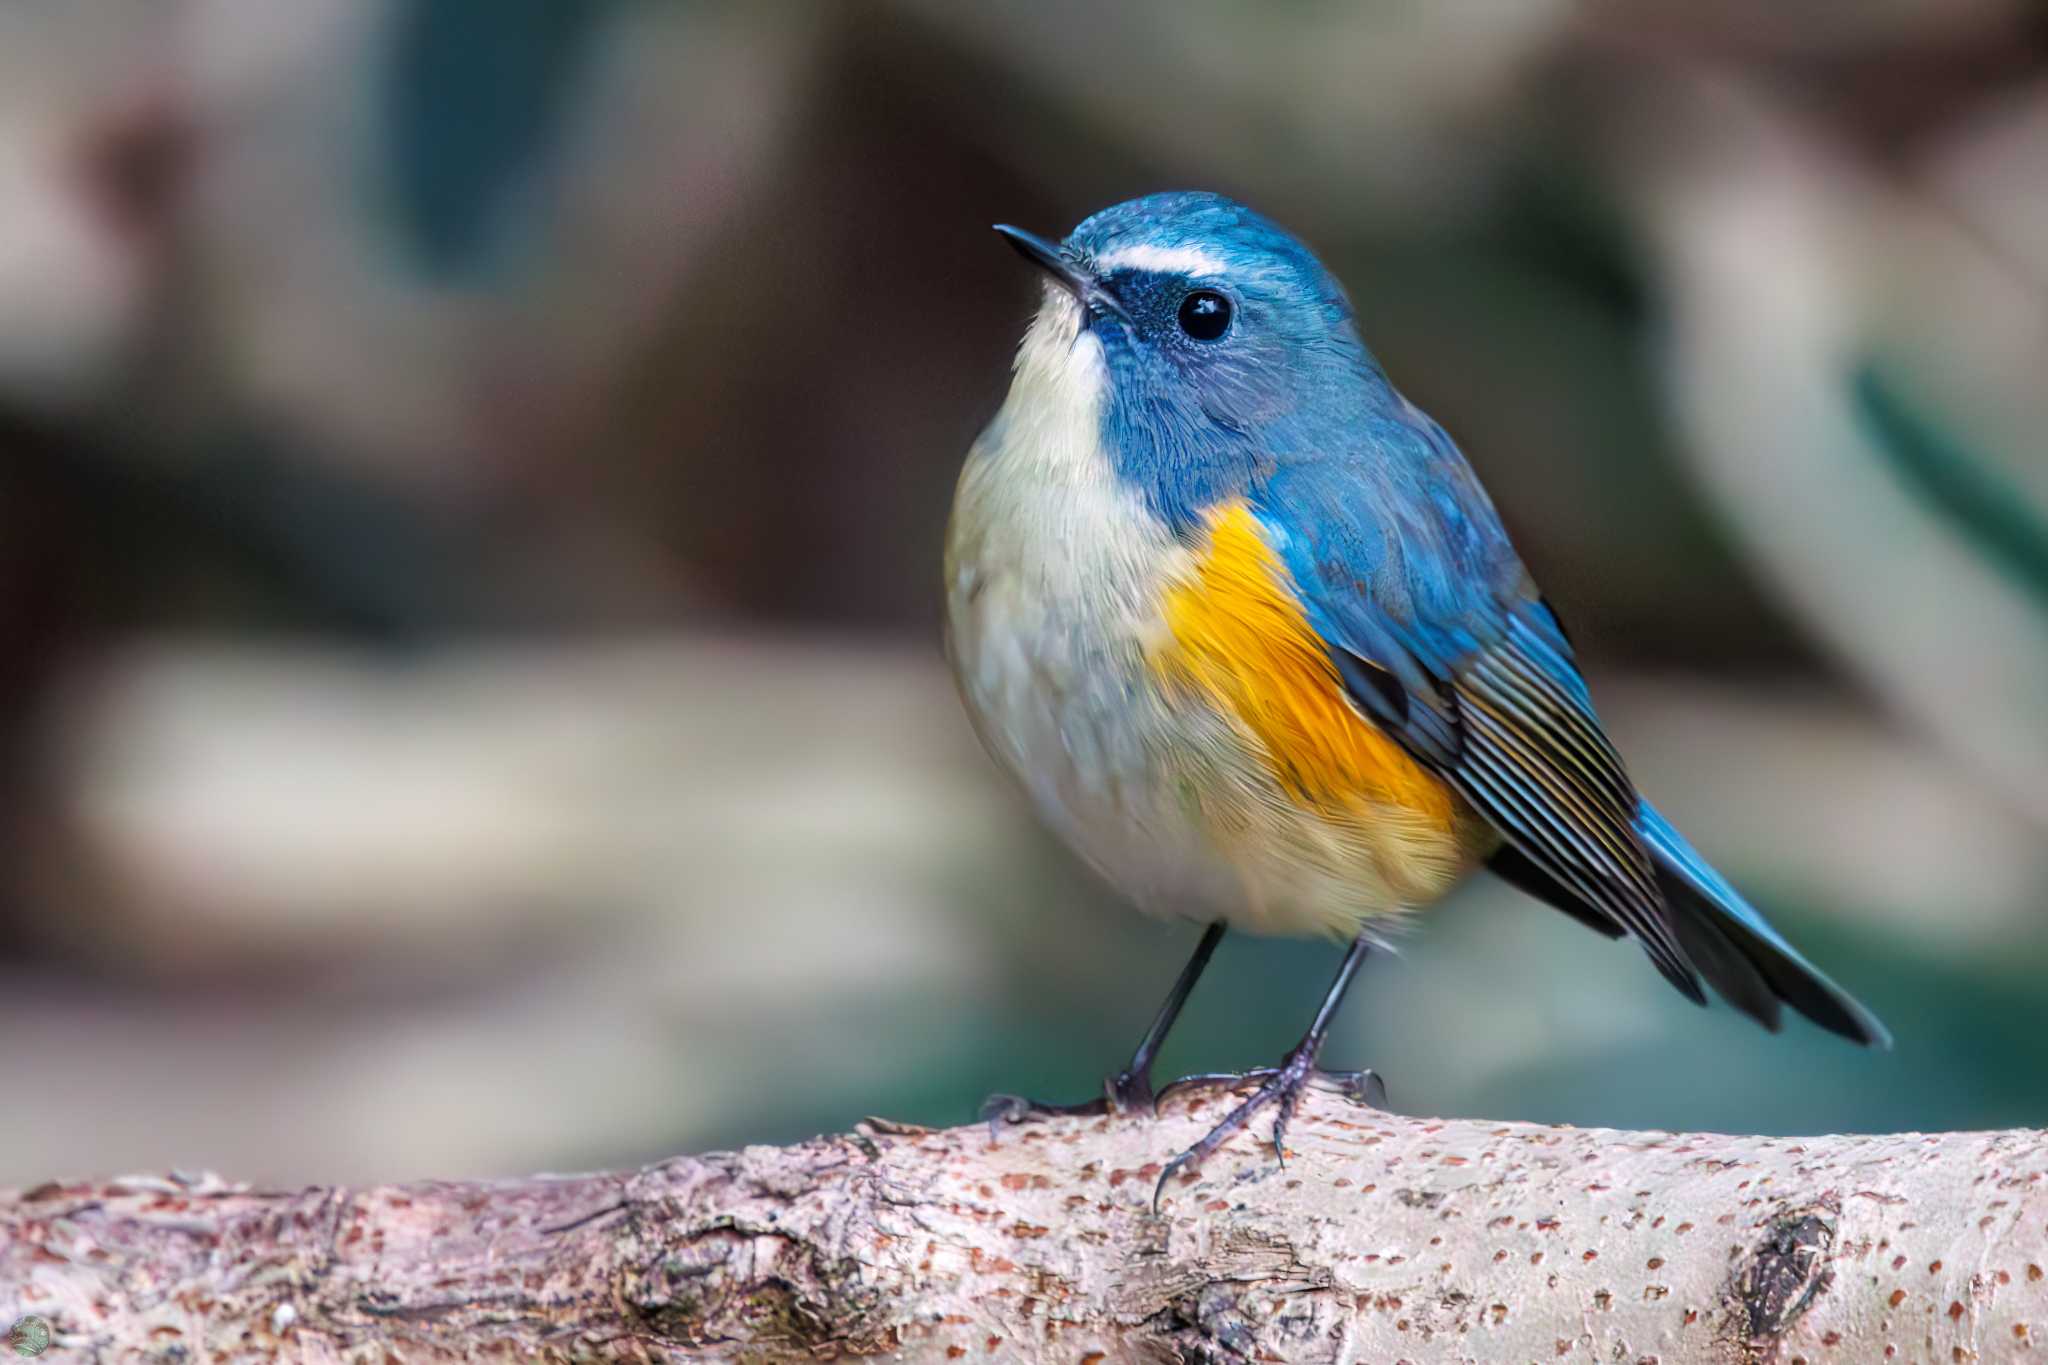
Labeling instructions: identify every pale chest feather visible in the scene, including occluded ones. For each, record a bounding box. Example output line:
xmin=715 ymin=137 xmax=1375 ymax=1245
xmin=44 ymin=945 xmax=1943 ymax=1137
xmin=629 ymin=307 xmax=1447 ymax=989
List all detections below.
xmin=945 ymin=305 xmax=1210 ymax=877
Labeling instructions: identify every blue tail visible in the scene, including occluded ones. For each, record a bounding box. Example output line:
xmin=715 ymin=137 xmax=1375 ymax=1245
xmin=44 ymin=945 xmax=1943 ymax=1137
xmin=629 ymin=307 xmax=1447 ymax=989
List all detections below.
xmin=1635 ymin=801 xmax=1891 ymax=1049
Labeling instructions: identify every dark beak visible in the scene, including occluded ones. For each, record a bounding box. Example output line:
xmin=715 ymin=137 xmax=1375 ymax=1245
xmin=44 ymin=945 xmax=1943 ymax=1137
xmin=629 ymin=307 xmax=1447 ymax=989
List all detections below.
xmin=993 ymin=224 xmax=1131 ymax=323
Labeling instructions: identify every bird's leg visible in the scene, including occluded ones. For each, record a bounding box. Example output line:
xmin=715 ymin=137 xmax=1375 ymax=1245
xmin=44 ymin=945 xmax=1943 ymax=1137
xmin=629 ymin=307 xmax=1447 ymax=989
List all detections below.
xmin=1151 ymin=931 xmax=1380 ymax=1211
xmin=983 ymin=920 xmax=1226 ymax=1135
xmin=1105 ymin=918 xmax=1227 ymax=1110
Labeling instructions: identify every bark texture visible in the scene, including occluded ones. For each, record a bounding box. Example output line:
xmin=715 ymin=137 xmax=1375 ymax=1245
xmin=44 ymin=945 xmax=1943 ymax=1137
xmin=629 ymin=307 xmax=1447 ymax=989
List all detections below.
xmin=4 ymin=1088 xmax=2045 ymax=1363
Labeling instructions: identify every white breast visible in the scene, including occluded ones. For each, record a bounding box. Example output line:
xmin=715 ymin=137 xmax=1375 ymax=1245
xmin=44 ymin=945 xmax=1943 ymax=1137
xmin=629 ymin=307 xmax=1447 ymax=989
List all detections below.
xmin=944 ymin=291 xmax=1248 ymax=915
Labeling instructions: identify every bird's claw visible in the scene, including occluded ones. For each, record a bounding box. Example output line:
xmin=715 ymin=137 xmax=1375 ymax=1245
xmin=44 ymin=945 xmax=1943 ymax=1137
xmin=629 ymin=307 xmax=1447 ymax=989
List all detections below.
xmin=1104 ymin=1066 xmax=1160 ymax=1116
xmin=1149 ymin=1058 xmax=1389 ymax=1212
xmin=1154 ymin=1067 xmax=1280 ymax=1104
xmin=980 ymin=1092 xmax=1103 ymax=1143
xmin=980 ymin=1093 xmax=1034 ymax=1143
xmin=1329 ymin=1067 xmax=1388 ymax=1109
xmin=979 ymin=1066 xmax=1166 ymax=1144
xmin=1156 ymin=1065 xmax=1385 ymax=1110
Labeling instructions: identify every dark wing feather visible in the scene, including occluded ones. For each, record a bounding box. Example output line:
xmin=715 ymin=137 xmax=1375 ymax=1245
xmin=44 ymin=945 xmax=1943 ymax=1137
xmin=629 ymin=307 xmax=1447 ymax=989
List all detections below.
xmin=1448 ymin=623 xmax=1700 ymax=999
xmin=1257 ymin=412 xmax=1702 ymax=999
xmin=1485 ymin=842 xmax=1626 ymax=940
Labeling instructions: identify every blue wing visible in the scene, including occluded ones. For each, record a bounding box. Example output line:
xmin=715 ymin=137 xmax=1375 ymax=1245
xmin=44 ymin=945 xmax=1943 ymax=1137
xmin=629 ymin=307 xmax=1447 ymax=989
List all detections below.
xmin=1252 ymin=404 xmax=1887 ymax=1046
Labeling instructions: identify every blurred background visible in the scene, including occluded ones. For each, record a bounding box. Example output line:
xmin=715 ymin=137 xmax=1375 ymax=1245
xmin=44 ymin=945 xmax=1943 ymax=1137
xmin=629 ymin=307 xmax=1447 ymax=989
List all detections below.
xmin=1 ymin=0 xmax=2045 ymax=1186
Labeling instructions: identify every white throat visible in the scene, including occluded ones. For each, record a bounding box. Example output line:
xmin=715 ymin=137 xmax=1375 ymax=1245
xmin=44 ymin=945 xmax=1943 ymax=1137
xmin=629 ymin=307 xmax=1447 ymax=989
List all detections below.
xmin=949 ymin=284 xmax=1178 ymax=631
xmin=1005 ymin=286 xmax=1106 ymax=463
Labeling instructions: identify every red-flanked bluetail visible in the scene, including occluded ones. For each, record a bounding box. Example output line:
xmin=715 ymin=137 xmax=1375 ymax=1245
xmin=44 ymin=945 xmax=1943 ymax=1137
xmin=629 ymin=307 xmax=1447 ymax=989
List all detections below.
xmin=944 ymin=193 xmax=1887 ymax=1205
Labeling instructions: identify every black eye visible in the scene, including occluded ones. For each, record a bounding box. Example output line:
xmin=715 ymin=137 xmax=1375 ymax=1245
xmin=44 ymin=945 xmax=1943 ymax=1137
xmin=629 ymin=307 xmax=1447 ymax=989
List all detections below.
xmin=1177 ymin=290 xmax=1232 ymax=341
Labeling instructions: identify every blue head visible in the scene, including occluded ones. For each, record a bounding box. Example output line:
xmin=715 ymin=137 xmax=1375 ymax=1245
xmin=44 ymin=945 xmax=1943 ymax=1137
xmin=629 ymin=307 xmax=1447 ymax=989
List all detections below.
xmin=994 ymin=191 xmax=1394 ymax=533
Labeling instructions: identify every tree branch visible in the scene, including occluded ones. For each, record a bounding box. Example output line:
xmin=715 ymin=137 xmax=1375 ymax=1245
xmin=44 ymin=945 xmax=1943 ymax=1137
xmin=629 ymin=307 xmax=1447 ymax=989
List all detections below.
xmin=4 ymin=1088 xmax=2043 ymax=1362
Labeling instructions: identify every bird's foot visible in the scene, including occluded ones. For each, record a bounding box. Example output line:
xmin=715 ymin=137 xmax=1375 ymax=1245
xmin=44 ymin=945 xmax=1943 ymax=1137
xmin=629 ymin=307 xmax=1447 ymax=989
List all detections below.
xmin=980 ymin=1065 xmax=1159 ymax=1141
xmin=1150 ymin=1052 xmax=1387 ymax=1211
xmin=1158 ymin=1065 xmax=1386 ymax=1110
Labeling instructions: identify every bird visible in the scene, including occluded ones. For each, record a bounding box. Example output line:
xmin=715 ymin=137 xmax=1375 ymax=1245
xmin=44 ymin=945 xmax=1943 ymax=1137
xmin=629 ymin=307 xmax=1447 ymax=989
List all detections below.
xmin=942 ymin=191 xmax=1889 ymax=1205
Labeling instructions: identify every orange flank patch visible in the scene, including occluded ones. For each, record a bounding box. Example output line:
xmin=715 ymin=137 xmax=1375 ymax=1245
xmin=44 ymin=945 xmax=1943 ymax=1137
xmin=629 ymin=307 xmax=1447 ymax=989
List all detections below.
xmin=1153 ymin=501 xmax=1458 ymax=828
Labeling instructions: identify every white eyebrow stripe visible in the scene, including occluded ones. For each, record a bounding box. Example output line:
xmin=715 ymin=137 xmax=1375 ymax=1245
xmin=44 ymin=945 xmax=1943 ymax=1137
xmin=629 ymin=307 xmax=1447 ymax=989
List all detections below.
xmin=1094 ymin=244 xmax=1227 ymax=277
